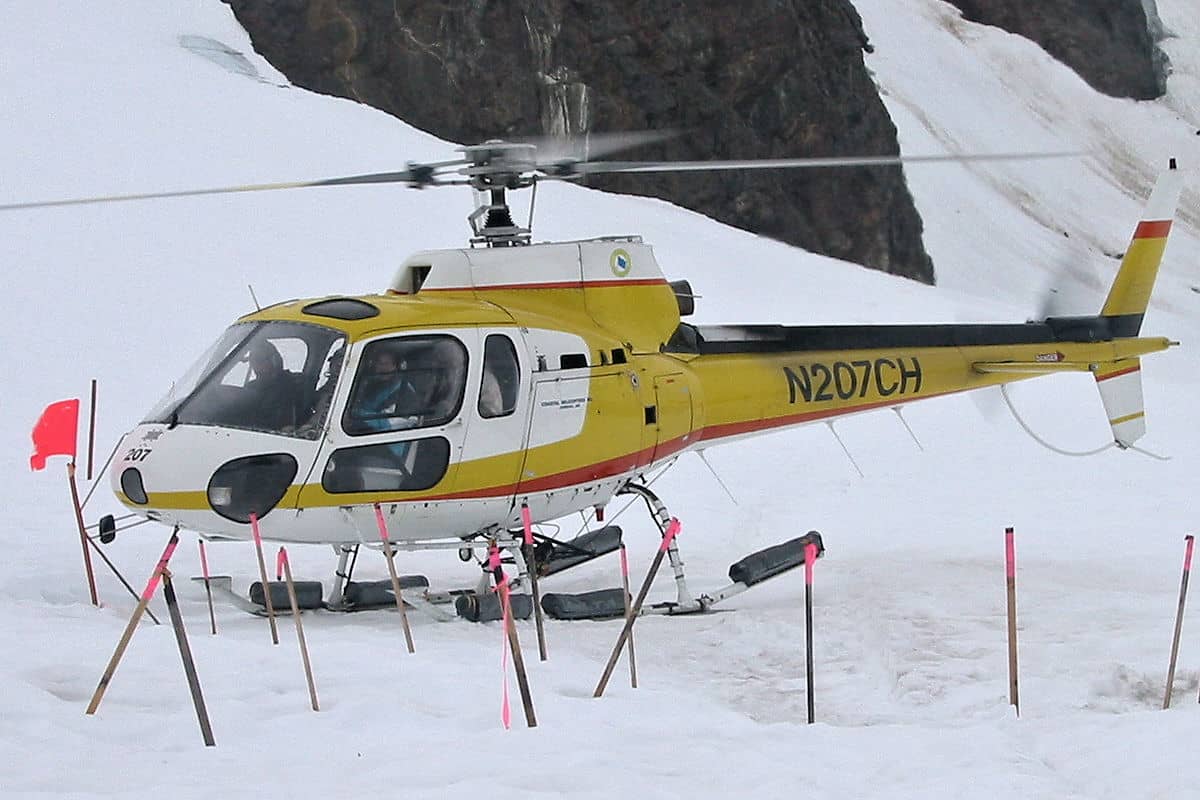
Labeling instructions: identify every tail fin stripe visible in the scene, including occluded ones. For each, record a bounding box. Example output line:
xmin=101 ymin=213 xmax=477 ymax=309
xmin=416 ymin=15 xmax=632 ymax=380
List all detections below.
xmin=1134 ymin=220 xmax=1172 ymax=239
xmin=1096 ymin=363 xmax=1141 ymax=382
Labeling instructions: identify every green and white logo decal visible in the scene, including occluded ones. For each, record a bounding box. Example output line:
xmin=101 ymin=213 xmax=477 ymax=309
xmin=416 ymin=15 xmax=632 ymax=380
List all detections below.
xmin=609 ymin=248 xmax=632 ymax=277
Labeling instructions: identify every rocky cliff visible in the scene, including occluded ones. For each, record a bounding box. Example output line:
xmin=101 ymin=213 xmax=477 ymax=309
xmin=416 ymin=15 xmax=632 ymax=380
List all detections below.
xmin=225 ymin=0 xmax=1167 ymax=285
xmin=944 ymin=0 xmax=1168 ymax=100
xmin=227 ymin=0 xmax=934 ymax=282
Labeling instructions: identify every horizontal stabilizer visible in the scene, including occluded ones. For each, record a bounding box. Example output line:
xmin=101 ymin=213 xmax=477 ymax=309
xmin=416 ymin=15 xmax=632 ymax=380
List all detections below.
xmin=973 ymin=360 xmax=1097 ymax=375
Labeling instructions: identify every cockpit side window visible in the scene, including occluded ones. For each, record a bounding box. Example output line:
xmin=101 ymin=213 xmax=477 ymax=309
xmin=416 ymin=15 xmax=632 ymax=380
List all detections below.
xmin=343 ymin=335 xmax=468 ymax=436
xmin=479 ymin=334 xmax=520 ymax=419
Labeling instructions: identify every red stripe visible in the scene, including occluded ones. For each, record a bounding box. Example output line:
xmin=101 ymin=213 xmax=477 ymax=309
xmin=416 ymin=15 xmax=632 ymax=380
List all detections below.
xmin=1096 ymin=364 xmax=1140 ymax=382
xmin=422 ymin=278 xmax=668 ymax=292
xmin=1133 ymin=220 xmax=1172 ymax=239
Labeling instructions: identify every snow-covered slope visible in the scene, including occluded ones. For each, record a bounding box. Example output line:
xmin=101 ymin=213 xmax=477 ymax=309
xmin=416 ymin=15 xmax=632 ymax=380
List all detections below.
xmin=2 ymin=2 xmax=1198 ymax=797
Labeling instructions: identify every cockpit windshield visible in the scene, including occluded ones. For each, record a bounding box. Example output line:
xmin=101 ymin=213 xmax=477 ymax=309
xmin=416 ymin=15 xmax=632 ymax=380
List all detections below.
xmin=144 ymin=321 xmax=347 ymax=440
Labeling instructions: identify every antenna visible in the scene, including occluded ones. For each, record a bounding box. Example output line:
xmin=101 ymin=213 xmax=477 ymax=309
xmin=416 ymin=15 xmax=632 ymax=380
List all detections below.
xmin=247 ymin=284 xmax=261 ymax=311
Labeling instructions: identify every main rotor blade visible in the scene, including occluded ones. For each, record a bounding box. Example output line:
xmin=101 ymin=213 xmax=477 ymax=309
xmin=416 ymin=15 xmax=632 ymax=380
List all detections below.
xmin=0 ymin=163 xmax=466 ymax=212
xmin=573 ymin=151 xmax=1080 ymax=175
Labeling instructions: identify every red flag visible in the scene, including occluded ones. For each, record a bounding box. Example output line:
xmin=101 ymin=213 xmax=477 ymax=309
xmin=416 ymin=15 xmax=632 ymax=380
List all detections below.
xmin=30 ymin=399 xmax=80 ymax=471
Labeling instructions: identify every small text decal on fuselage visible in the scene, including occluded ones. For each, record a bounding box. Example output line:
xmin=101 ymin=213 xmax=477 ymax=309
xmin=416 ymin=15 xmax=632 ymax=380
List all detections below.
xmin=784 ymin=357 xmax=923 ymax=403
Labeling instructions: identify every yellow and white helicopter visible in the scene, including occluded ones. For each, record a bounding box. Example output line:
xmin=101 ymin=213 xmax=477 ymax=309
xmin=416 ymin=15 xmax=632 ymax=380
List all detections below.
xmin=10 ymin=139 xmax=1185 ymax=619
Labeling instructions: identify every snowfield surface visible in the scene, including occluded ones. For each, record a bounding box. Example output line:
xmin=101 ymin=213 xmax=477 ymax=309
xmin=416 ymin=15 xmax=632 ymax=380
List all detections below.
xmin=3 ymin=1 xmax=1200 ymax=797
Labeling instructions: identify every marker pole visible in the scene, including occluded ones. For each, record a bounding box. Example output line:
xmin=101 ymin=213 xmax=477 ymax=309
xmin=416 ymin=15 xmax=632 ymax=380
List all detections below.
xmin=160 ymin=568 xmax=216 ymax=746
xmin=86 ymin=528 xmax=179 ymax=715
xmin=1164 ymin=534 xmax=1193 ymax=708
xmin=67 ymin=462 xmax=99 ymax=606
xmin=619 ymin=543 xmax=638 ymax=689
xmin=279 ymin=549 xmax=319 ymax=711
xmin=248 ymin=513 xmax=279 ymax=645
xmin=594 ymin=518 xmax=681 ymax=698
xmin=86 ymin=379 xmax=97 ymax=481
xmin=489 ymin=543 xmax=536 ymax=727
xmin=521 ymin=503 xmax=548 ymax=661
xmin=373 ymin=503 xmax=415 ymax=653
xmin=198 ymin=540 xmax=217 ymax=635
xmin=804 ymin=541 xmax=817 ymax=724
xmin=1005 ymin=526 xmax=1020 ymax=717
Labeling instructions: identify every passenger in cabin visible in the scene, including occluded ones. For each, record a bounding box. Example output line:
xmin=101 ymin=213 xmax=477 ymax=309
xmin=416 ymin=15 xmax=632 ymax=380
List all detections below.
xmin=479 ymin=367 xmax=504 ymax=417
xmin=350 ymin=348 xmax=421 ymax=433
xmin=425 ymin=338 xmax=466 ymax=421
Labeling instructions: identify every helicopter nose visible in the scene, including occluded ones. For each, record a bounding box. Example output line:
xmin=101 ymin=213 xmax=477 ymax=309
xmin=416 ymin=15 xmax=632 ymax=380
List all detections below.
xmin=206 ymin=453 xmax=298 ymax=523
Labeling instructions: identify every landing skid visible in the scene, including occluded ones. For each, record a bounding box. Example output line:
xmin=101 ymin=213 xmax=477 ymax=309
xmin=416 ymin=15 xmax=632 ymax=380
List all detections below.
xmin=195 ymin=487 xmax=824 ymax=623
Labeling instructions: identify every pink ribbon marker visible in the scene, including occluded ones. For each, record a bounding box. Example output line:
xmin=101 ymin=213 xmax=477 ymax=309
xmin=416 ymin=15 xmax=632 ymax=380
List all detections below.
xmin=276 ymin=547 xmax=285 ymax=581
xmin=198 ymin=540 xmax=212 ymax=580
xmin=373 ymin=503 xmax=391 ymax=544
xmin=659 ymin=518 xmax=682 ymax=553
xmin=1005 ymin=527 xmax=1016 ymax=579
xmin=520 ymin=503 xmax=534 ymax=547
xmin=804 ymin=542 xmax=817 ymax=585
xmin=250 ymin=512 xmax=264 ymax=548
xmin=620 ymin=543 xmax=630 ymax=579
xmin=141 ymin=536 xmax=180 ymax=601
xmin=1185 ymin=536 xmax=1195 ymax=574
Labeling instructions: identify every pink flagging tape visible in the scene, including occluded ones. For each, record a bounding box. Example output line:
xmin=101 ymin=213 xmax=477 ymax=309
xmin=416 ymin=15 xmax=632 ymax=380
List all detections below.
xmin=499 ymin=577 xmax=512 ymax=730
xmin=659 ymin=518 xmax=682 ymax=553
xmin=620 ymin=544 xmax=630 ymax=578
xmin=804 ymin=542 xmax=817 ymax=586
xmin=1005 ymin=527 xmax=1016 ymax=579
xmin=250 ymin=512 xmax=263 ymax=546
xmin=488 ymin=545 xmax=503 ymax=572
xmin=141 ymin=538 xmax=179 ymax=601
xmin=198 ymin=540 xmax=211 ymax=579
xmin=276 ymin=547 xmax=285 ymax=581
xmin=1185 ymin=536 xmax=1195 ymax=573
xmin=520 ymin=504 xmax=534 ymax=546
xmin=373 ymin=503 xmax=391 ymax=544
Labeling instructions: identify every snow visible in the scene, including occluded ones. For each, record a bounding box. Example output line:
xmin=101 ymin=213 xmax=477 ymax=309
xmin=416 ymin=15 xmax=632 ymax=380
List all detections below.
xmin=2 ymin=0 xmax=1200 ymax=796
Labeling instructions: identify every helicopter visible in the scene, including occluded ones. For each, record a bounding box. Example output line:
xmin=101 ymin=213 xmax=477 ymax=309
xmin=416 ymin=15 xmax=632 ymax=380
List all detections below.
xmin=11 ymin=138 xmax=1185 ymax=619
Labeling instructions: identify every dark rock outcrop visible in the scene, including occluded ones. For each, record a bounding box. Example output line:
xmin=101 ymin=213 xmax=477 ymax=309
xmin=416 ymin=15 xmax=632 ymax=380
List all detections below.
xmin=944 ymin=0 xmax=1168 ymax=99
xmin=226 ymin=0 xmax=935 ymax=282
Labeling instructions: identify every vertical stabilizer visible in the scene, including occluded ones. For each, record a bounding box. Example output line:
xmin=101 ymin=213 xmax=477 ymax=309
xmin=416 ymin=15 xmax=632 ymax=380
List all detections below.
xmin=1100 ymin=160 xmax=1185 ymax=334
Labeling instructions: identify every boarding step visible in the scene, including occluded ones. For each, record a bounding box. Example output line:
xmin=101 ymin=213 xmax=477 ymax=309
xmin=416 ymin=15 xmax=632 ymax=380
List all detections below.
xmin=454 ymin=592 xmax=534 ymax=622
xmin=250 ymin=580 xmax=325 ymax=611
xmin=537 ymin=525 xmax=624 ymax=577
xmin=728 ymin=531 xmax=825 ymax=587
xmin=337 ymin=576 xmax=431 ymax=610
xmin=541 ymin=588 xmax=627 ymax=620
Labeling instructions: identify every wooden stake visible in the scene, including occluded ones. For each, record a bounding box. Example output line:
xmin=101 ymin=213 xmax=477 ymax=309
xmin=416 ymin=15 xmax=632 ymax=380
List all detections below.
xmin=619 ymin=543 xmax=638 ymax=689
xmin=161 ymin=568 xmax=216 ymax=746
xmin=1164 ymin=534 xmax=1193 ymax=708
xmin=594 ymin=518 xmax=680 ymax=698
xmin=86 ymin=379 xmax=97 ymax=481
xmin=198 ymin=540 xmax=217 ymax=635
xmin=280 ymin=549 xmax=319 ymax=711
xmin=87 ymin=529 xmax=179 ymax=715
xmin=373 ymin=503 xmax=415 ymax=654
xmin=1005 ymin=526 xmax=1020 ymax=717
xmin=248 ymin=513 xmax=279 ymax=645
xmin=521 ymin=504 xmax=548 ymax=661
xmin=489 ymin=543 xmax=536 ymax=727
xmin=804 ymin=541 xmax=817 ymax=724
xmin=67 ymin=462 xmax=99 ymax=606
